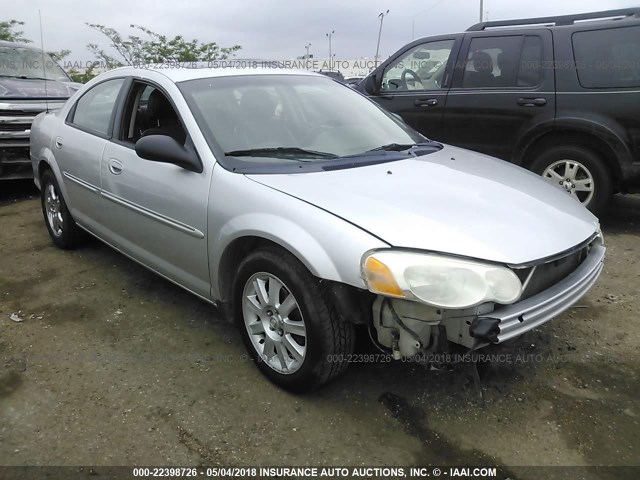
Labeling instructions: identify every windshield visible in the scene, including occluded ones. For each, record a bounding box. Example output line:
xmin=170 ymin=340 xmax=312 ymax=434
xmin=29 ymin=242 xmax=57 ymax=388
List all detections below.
xmin=178 ymin=74 xmax=425 ymax=164
xmin=0 ymin=46 xmax=69 ymax=81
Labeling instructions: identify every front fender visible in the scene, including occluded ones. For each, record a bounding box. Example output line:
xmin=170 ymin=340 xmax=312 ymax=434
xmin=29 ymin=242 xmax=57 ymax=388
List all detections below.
xmin=208 ymin=167 xmax=389 ymax=300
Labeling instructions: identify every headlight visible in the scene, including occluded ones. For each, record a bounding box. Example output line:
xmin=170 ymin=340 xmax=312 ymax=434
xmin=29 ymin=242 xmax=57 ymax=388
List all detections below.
xmin=361 ymin=250 xmax=522 ymax=309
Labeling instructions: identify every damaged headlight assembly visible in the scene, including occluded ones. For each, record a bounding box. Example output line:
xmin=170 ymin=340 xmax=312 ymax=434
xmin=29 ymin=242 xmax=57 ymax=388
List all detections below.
xmin=361 ymin=250 xmax=522 ymax=309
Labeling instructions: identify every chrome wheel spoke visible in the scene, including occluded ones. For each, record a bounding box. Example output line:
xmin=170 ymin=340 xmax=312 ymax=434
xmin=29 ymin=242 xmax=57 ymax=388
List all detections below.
xmin=268 ymin=277 xmax=283 ymax=306
xmin=245 ymin=295 xmax=263 ymax=317
xmin=564 ymin=161 xmax=578 ymax=181
xmin=253 ymin=278 xmax=269 ymax=305
xmin=275 ymin=343 xmax=289 ymax=370
xmin=262 ymin=337 xmax=275 ymax=359
xmin=544 ymin=169 xmax=563 ymax=183
xmin=247 ymin=319 xmax=264 ymax=335
xmin=283 ymin=318 xmax=305 ymax=337
xmin=283 ymin=335 xmax=304 ymax=362
xmin=574 ymin=178 xmax=593 ymax=192
xmin=279 ymin=294 xmax=297 ymax=318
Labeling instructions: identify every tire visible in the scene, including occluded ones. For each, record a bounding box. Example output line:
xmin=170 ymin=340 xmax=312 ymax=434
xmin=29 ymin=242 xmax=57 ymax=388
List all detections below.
xmin=233 ymin=246 xmax=354 ymax=392
xmin=40 ymin=169 xmax=88 ymax=249
xmin=529 ymin=145 xmax=612 ymax=216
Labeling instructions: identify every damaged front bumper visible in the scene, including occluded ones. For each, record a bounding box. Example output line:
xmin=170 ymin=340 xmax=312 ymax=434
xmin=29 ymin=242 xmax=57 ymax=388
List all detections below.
xmin=373 ymin=237 xmax=605 ymax=357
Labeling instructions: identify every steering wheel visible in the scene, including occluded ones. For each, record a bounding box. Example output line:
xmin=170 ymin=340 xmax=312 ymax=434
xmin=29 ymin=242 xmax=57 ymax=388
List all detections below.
xmin=401 ymin=69 xmax=424 ymax=90
xmin=301 ymin=118 xmax=340 ymax=144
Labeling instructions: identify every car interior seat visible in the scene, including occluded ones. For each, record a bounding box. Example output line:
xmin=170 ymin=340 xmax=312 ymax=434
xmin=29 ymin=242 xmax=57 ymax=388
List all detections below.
xmin=464 ymin=51 xmax=495 ymax=88
xmin=141 ymin=89 xmax=187 ymax=145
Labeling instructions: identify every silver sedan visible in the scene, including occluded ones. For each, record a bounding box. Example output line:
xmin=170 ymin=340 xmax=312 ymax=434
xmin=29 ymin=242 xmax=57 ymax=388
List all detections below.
xmin=30 ymin=67 xmax=605 ymax=391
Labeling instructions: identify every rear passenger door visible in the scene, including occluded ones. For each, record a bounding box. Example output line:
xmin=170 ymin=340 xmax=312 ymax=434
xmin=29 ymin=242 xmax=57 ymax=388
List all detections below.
xmin=441 ymin=30 xmax=555 ymax=161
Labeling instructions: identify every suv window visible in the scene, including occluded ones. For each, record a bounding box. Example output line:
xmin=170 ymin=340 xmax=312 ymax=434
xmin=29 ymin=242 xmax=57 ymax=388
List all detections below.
xmin=462 ymin=35 xmax=542 ymax=88
xmin=70 ymin=79 xmax=125 ymax=136
xmin=381 ymin=39 xmax=454 ymax=91
xmin=572 ymin=26 xmax=640 ymax=88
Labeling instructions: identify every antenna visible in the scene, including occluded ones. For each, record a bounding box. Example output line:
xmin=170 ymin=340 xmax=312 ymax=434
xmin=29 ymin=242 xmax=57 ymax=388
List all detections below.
xmin=38 ymin=9 xmax=50 ymax=113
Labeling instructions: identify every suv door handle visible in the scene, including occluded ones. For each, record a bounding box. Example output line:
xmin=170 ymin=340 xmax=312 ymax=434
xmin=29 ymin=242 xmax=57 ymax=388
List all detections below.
xmin=517 ymin=97 xmax=547 ymax=107
xmin=414 ymin=98 xmax=439 ymax=107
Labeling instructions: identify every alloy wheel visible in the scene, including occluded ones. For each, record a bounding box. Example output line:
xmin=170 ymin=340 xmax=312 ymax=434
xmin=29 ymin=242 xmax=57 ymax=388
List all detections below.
xmin=45 ymin=183 xmax=64 ymax=237
xmin=542 ymin=159 xmax=595 ymax=206
xmin=242 ymin=272 xmax=307 ymax=374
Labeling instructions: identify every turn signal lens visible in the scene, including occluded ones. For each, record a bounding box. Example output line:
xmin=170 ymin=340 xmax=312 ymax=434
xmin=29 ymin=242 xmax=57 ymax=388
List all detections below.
xmin=363 ymin=257 xmax=405 ymax=298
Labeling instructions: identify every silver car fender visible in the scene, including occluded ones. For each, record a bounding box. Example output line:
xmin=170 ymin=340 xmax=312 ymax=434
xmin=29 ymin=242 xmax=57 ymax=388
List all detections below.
xmin=208 ymin=165 xmax=389 ymax=301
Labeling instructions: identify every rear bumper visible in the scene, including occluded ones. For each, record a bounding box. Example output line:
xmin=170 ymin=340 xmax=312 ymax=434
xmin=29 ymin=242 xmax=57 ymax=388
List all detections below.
xmin=473 ymin=242 xmax=605 ymax=344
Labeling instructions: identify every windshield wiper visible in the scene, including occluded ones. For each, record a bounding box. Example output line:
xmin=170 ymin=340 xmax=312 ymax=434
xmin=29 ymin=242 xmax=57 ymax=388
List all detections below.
xmin=367 ymin=141 xmax=437 ymax=152
xmin=0 ymin=74 xmax=49 ymax=80
xmin=225 ymin=147 xmax=338 ymax=159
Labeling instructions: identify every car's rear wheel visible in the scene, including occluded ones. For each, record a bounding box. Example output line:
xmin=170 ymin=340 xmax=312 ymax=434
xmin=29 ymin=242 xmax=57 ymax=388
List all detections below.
xmin=233 ymin=246 xmax=354 ymax=392
xmin=40 ymin=169 xmax=88 ymax=249
xmin=529 ymin=146 xmax=612 ymax=216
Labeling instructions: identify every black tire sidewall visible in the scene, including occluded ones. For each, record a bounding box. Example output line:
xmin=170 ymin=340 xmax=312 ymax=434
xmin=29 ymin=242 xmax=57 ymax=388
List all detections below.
xmin=233 ymin=248 xmax=349 ymax=392
xmin=529 ymin=146 xmax=612 ymax=216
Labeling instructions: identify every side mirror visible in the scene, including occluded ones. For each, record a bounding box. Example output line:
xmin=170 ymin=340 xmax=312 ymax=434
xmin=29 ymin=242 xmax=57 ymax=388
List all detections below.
xmin=363 ymin=74 xmax=379 ymax=95
xmin=135 ymin=135 xmax=202 ymax=173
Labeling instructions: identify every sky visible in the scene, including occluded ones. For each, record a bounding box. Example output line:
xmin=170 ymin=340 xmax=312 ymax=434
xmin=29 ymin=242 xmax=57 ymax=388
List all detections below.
xmin=5 ymin=0 xmax=639 ymax=64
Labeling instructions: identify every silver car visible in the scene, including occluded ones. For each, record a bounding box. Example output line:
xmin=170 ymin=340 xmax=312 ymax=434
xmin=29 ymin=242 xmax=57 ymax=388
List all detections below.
xmin=30 ymin=67 xmax=605 ymax=391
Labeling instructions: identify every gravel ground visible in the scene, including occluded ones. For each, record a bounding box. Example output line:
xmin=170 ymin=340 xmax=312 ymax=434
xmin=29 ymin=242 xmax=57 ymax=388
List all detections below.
xmin=0 ymin=180 xmax=638 ymax=479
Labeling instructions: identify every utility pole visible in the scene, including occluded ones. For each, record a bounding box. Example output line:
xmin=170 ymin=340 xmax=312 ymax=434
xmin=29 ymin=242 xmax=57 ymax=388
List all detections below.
xmin=326 ymin=31 xmax=335 ymax=66
xmin=479 ymin=0 xmax=484 ymax=22
xmin=375 ymin=9 xmax=390 ymax=66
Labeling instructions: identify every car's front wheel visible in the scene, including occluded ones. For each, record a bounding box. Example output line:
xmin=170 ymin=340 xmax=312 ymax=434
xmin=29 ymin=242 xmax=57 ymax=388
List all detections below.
xmin=233 ymin=246 xmax=354 ymax=392
xmin=40 ymin=169 xmax=88 ymax=249
xmin=529 ymin=145 xmax=612 ymax=216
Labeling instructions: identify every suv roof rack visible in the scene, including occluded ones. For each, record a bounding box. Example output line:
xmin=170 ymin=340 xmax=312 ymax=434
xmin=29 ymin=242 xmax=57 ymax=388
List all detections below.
xmin=467 ymin=8 xmax=640 ymax=31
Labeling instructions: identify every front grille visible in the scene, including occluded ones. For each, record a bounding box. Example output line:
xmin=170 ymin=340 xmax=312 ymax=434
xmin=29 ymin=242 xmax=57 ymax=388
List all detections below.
xmin=514 ymin=239 xmax=595 ymax=301
xmin=0 ymin=124 xmax=30 ymax=132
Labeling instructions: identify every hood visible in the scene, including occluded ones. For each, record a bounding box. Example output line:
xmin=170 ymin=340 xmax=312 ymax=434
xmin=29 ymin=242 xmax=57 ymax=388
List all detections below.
xmin=0 ymin=77 xmax=80 ymax=99
xmin=248 ymin=145 xmax=599 ymax=265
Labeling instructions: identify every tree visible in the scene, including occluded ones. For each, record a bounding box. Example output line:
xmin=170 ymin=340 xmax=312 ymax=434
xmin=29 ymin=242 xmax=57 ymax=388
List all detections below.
xmin=0 ymin=19 xmax=32 ymax=43
xmin=86 ymin=23 xmax=241 ymax=68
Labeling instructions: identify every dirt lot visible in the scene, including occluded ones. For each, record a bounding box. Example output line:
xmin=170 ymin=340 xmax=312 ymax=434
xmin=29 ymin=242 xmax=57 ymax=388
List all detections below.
xmin=0 ymin=180 xmax=638 ymax=478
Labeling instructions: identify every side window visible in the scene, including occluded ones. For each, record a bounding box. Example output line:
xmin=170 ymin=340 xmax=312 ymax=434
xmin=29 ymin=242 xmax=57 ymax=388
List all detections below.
xmin=119 ymin=82 xmax=186 ymax=145
xmin=69 ymin=78 xmax=125 ymax=135
xmin=462 ymin=35 xmax=542 ymax=89
xmin=518 ymin=36 xmax=543 ymax=87
xmin=572 ymin=26 xmax=640 ymax=88
xmin=381 ymin=39 xmax=454 ymax=92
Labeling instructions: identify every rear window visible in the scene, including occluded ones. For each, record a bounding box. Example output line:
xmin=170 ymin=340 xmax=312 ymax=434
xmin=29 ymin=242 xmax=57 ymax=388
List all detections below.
xmin=572 ymin=25 xmax=640 ymax=88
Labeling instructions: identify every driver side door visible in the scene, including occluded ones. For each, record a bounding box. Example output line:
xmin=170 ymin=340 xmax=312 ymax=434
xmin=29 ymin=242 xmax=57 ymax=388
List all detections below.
xmin=367 ymin=36 xmax=461 ymax=139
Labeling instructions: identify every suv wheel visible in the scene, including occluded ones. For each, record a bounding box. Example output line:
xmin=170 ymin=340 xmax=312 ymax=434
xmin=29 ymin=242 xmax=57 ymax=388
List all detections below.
xmin=40 ymin=169 xmax=88 ymax=249
xmin=530 ymin=146 xmax=612 ymax=216
xmin=233 ymin=246 xmax=354 ymax=392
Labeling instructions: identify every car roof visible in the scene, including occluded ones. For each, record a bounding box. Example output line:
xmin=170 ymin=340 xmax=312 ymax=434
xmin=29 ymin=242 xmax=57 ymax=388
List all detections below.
xmin=109 ymin=65 xmax=321 ymax=83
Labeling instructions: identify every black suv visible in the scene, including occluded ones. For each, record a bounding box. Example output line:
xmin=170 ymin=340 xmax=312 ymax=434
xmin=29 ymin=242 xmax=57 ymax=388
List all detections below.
xmin=357 ymin=9 xmax=640 ymax=215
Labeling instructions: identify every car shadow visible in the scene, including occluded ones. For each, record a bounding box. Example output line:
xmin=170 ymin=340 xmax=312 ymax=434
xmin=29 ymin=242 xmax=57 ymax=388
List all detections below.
xmin=0 ymin=179 xmax=38 ymax=206
xmin=600 ymin=193 xmax=640 ymax=234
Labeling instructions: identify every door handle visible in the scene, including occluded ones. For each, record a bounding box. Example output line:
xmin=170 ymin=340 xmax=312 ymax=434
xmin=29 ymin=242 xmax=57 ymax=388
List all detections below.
xmin=517 ymin=97 xmax=547 ymax=107
xmin=414 ymin=98 xmax=439 ymax=107
xmin=54 ymin=137 xmax=63 ymax=149
xmin=108 ymin=158 xmax=123 ymax=175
